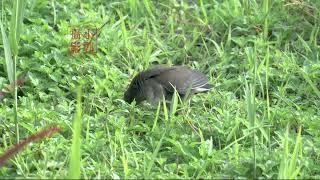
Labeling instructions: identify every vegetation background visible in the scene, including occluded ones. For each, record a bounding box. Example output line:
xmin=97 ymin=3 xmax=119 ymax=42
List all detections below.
xmin=0 ymin=0 xmax=319 ymax=178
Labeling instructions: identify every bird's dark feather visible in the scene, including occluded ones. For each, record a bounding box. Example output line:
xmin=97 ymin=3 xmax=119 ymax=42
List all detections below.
xmin=124 ymin=65 xmax=213 ymax=105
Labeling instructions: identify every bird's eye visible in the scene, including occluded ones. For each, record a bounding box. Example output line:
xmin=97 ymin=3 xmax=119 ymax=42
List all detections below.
xmin=132 ymin=79 xmax=140 ymax=88
xmin=132 ymin=83 xmax=138 ymax=89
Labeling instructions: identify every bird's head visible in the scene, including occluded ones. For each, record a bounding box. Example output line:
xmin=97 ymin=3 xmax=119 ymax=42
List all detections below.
xmin=124 ymin=74 xmax=142 ymax=103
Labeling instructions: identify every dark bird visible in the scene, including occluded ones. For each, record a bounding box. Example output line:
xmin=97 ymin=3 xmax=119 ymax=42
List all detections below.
xmin=124 ymin=65 xmax=213 ymax=106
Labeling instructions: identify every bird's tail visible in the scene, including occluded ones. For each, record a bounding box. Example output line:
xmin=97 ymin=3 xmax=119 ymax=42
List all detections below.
xmin=193 ymin=83 xmax=213 ymax=93
xmin=202 ymin=83 xmax=213 ymax=90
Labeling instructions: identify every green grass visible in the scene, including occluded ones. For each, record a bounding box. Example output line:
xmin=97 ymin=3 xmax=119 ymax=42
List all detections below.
xmin=0 ymin=0 xmax=320 ymax=178
xmin=68 ymin=86 xmax=82 ymax=179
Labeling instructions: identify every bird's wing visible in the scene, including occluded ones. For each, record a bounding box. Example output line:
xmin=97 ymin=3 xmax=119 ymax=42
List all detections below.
xmin=132 ymin=65 xmax=175 ymax=88
xmin=153 ymin=66 xmax=210 ymax=94
xmin=140 ymin=65 xmax=175 ymax=80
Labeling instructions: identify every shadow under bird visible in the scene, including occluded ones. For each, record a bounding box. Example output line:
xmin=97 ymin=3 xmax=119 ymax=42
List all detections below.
xmin=124 ymin=65 xmax=213 ymax=106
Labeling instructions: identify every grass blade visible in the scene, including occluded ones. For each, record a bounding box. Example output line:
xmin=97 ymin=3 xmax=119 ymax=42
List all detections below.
xmin=245 ymin=79 xmax=256 ymax=178
xmin=0 ymin=126 xmax=60 ymax=167
xmin=145 ymin=130 xmax=166 ymax=177
xmin=68 ymin=86 xmax=83 ymax=179
xmin=9 ymin=0 xmax=25 ymax=55
xmin=152 ymin=102 xmax=161 ymax=132
xmin=288 ymin=126 xmax=302 ymax=178
xmin=278 ymin=125 xmax=302 ymax=178
xmin=162 ymin=95 xmax=169 ymax=122
xmin=299 ymin=68 xmax=320 ymax=99
xmin=170 ymin=89 xmax=179 ymax=118
xmin=0 ymin=20 xmax=14 ymax=83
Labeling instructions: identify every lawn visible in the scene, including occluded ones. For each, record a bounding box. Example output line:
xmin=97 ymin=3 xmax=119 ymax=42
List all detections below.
xmin=0 ymin=0 xmax=320 ymax=178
